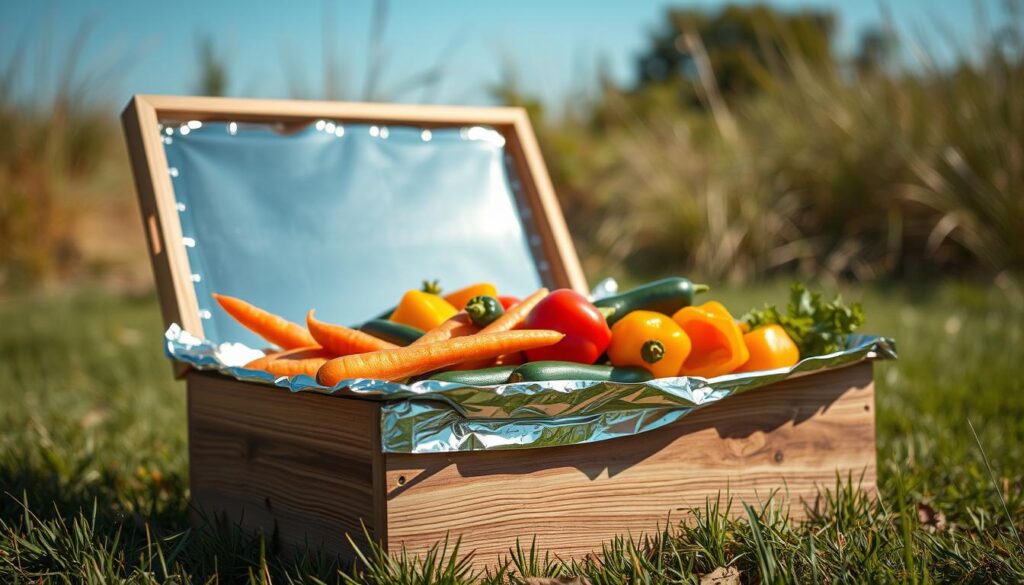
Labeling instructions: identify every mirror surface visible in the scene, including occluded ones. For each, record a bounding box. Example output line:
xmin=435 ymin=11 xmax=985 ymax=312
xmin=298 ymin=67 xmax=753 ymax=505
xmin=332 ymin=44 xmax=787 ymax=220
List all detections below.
xmin=162 ymin=120 xmax=546 ymax=347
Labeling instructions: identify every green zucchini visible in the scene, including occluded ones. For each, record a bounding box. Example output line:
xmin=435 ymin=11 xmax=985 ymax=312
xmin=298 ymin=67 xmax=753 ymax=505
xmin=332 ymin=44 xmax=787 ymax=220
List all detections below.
xmin=359 ymin=319 xmax=423 ymax=346
xmin=509 ymin=361 xmax=654 ymax=383
xmin=593 ymin=277 xmax=709 ymax=326
xmin=420 ymin=365 xmax=518 ymax=385
xmin=465 ymin=295 xmax=504 ymax=327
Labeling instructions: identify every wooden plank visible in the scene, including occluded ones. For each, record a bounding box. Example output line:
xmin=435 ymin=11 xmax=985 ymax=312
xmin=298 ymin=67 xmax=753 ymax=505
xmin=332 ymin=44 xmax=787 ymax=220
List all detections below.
xmin=137 ymin=95 xmax=526 ymax=126
xmin=187 ymin=372 xmax=385 ymax=558
xmin=385 ymin=362 xmax=876 ymax=567
xmin=121 ymin=96 xmax=203 ymax=377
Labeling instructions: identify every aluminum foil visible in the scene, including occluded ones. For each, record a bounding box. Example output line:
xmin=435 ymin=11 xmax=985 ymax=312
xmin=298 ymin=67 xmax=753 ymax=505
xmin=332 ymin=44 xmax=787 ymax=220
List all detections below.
xmin=165 ymin=324 xmax=896 ymax=454
xmin=161 ymin=121 xmax=548 ymax=350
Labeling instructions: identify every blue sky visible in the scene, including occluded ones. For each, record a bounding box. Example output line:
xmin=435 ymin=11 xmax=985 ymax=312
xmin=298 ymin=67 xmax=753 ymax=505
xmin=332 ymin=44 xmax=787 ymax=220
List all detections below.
xmin=0 ymin=0 xmax=1010 ymax=113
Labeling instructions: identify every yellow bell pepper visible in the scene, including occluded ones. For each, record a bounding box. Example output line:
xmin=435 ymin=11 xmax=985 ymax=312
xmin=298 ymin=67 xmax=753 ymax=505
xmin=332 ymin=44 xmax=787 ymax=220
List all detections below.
xmin=608 ymin=310 xmax=692 ymax=378
xmin=735 ymin=324 xmax=800 ymax=373
xmin=672 ymin=301 xmax=750 ymax=378
xmin=444 ymin=282 xmax=498 ymax=310
xmin=390 ymin=290 xmax=457 ymax=331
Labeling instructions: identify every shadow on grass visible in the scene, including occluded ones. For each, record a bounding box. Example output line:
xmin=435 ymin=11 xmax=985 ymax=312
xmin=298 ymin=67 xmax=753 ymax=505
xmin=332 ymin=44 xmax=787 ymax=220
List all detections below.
xmin=0 ymin=485 xmax=344 ymax=582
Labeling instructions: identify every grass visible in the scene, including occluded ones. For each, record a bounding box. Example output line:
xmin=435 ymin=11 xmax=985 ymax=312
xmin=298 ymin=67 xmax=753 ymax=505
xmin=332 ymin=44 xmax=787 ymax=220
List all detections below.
xmin=1 ymin=282 xmax=1022 ymax=583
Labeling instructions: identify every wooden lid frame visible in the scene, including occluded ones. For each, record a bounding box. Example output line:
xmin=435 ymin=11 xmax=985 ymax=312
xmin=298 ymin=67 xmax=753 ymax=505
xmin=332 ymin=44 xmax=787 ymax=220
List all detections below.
xmin=121 ymin=95 xmax=586 ymax=371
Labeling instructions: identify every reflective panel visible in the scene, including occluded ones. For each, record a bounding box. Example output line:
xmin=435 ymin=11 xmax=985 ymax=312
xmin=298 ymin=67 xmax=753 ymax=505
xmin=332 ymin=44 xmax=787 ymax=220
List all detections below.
xmin=162 ymin=121 xmax=546 ymax=347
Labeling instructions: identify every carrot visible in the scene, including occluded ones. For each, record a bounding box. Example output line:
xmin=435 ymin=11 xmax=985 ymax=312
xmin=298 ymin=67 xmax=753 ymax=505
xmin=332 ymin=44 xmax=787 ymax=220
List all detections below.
xmin=316 ymin=329 xmax=564 ymax=385
xmin=411 ymin=311 xmax=479 ymax=346
xmin=449 ymin=288 xmax=549 ymax=370
xmin=212 ymin=293 xmax=316 ymax=349
xmin=246 ymin=346 xmax=332 ymax=378
xmin=307 ymin=310 xmax=397 ymax=355
xmin=456 ymin=348 xmax=526 ymax=371
xmin=479 ymin=288 xmax=549 ymax=334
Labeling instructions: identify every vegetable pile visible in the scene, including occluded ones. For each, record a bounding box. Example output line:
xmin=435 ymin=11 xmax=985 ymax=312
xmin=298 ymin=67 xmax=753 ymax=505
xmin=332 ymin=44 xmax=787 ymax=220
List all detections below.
xmin=212 ymin=278 xmax=865 ymax=386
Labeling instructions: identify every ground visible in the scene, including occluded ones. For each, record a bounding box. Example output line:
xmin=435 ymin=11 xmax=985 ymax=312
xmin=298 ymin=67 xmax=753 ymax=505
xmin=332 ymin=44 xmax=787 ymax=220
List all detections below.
xmin=1 ymin=282 xmax=1022 ymax=583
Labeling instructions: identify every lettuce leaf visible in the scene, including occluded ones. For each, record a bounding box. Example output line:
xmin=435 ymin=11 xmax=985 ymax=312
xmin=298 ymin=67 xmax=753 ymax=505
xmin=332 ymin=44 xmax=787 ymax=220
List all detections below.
xmin=741 ymin=283 xmax=865 ymax=357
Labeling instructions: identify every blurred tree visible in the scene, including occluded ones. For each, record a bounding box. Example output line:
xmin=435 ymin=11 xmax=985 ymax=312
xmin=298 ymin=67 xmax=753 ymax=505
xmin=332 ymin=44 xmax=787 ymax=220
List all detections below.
xmin=194 ymin=36 xmax=228 ymax=97
xmin=635 ymin=4 xmax=835 ymax=100
xmin=854 ymin=27 xmax=899 ymax=76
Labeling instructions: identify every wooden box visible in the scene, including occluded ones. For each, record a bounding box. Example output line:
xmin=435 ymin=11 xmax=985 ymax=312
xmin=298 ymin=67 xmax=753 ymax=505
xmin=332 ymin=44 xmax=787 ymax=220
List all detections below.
xmin=123 ymin=96 xmax=876 ymax=568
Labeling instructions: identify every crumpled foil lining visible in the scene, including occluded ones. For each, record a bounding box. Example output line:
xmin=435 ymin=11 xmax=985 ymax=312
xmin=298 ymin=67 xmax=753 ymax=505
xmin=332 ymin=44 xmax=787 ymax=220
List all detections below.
xmin=164 ymin=324 xmax=897 ymax=454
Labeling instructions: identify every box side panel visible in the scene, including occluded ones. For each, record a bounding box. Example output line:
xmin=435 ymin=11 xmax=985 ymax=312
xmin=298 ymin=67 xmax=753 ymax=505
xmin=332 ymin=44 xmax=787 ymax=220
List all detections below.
xmin=385 ymin=362 xmax=876 ymax=566
xmin=187 ymin=372 xmax=384 ymax=558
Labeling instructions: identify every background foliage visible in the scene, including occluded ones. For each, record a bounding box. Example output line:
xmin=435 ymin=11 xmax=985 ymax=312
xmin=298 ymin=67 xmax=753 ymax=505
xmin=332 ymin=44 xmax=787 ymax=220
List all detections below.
xmin=520 ymin=4 xmax=1024 ymax=286
xmin=1 ymin=4 xmax=1023 ymax=292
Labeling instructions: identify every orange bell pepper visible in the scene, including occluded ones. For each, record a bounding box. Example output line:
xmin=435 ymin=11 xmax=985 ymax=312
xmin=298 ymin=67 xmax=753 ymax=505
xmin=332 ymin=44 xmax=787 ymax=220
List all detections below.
xmin=444 ymin=282 xmax=498 ymax=310
xmin=672 ymin=301 xmax=750 ymax=378
xmin=390 ymin=290 xmax=458 ymax=331
xmin=735 ymin=324 xmax=800 ymax=373
xmin=608 ymin=310 xmax=692 ymax=378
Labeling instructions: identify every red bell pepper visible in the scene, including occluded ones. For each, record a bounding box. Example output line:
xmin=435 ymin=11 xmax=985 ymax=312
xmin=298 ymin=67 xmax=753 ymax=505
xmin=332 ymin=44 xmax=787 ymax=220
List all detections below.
xmin=498 ymin=295 xmax=521 ymax=310
xmin=523 ymin=289 xmax=611 ymax=364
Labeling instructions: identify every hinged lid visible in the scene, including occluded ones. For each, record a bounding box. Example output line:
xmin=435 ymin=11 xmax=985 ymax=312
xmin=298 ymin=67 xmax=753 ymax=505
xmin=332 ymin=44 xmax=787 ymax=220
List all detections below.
xmin=122 ymin=96 xmax=586 ymax=354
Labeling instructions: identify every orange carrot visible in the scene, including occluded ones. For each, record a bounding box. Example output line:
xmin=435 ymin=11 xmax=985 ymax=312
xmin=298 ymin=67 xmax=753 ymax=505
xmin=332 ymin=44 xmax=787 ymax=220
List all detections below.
xmin=449 ymin=288 xmax=550 ymax=370
xmin=479 ymin=288 xmax=549 ymax=334
xmin=454 ymin=349 xmax=526 ymax=372
xmin=212 ymin=293 xmax=315 ymax=349
xmin=317 ymin=329 xmax=564 ymax=385
xmin=411 ymin=311 xmax=479 ymax=346
xmin=307 ymin=310 xmax=397 ymax=355
xmin=245 ymin=346 xmax=332 ymax=378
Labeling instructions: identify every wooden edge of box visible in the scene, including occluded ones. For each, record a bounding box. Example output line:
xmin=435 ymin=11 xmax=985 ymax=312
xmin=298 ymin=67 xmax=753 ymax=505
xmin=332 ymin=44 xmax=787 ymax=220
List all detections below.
xmin=135 ymin=95 xmax=530 ymax=126
xmin=121 ymin=96 xmax=202 ymax=378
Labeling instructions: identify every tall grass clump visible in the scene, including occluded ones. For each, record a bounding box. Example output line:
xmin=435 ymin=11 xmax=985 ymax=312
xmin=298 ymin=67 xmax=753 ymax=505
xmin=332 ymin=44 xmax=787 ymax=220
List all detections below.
xmin=521 ymin=5 xmax=1024 ymax=285
xmin=0 ymin=25 xmax=129 ymax=292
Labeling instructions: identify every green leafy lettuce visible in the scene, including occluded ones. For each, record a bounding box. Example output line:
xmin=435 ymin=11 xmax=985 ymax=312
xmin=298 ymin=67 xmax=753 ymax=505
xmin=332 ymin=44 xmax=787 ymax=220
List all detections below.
xmin=741 ymin=283 xmax=865 ymax=357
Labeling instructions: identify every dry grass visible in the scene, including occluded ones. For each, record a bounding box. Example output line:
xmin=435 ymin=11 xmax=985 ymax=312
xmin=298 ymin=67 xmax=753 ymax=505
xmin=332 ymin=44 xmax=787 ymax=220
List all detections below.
xmin=1 ymin=7 xmax=1022 ymax=293
xmin=0 ymin=24 xmax=145 ymax=293
xmin=528 ymin=7 xmax=1024 ymax=286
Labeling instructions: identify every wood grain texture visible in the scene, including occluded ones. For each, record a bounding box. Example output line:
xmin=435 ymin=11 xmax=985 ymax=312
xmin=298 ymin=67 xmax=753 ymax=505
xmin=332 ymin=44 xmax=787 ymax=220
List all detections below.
xmin=121 ymin=96 xmax=202 ymax=378
xmin=187 ymin=372 xmax=384 ymax=558
xmin=384 ymin=362 xmax=876 ymax=567
xmin=137 ymin=95 xmax=528 ymax=126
